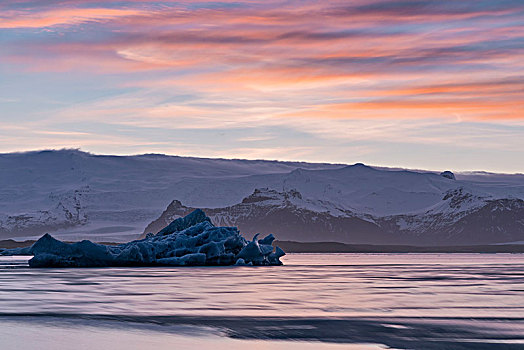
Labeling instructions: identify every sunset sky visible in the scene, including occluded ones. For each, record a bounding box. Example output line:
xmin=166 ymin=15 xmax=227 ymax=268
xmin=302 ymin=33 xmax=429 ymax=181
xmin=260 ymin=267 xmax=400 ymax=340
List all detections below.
xmin=1 ymin=0 xmax=523 ymax=172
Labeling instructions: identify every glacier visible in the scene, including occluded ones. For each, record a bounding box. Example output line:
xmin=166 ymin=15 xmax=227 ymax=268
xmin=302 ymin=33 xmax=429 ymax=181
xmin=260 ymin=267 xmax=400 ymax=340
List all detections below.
xmin=1 ymin=150 xmax=523 ymax=245
xmin=3 ymin=209 xmax=285 ymax=268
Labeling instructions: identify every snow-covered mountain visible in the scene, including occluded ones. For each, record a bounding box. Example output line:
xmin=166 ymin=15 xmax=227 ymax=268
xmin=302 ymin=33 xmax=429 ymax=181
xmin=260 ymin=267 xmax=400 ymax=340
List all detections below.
xmin=1 ymin=149 xmax=523 ymax=245
xmin=143 ymin=186 xmax=524 ymax=245
xmin=0 ymin=150 xmax=339 ymax=241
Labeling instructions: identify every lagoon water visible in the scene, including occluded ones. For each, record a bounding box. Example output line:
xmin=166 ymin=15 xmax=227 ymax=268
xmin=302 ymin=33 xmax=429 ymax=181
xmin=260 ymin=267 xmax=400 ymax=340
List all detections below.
xmin=1 ymin=253 xmax=523 ymax=349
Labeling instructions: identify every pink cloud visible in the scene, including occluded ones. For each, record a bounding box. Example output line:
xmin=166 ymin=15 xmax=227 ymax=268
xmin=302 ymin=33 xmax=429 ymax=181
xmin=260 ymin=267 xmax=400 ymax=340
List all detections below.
xmin=1 ymin=0 xmax=523 ymax=122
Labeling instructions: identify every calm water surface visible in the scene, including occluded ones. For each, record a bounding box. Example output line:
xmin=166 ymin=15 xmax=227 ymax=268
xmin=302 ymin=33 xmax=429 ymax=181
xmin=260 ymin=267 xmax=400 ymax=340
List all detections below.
xmin=1 ymin=253 xmax=523 ymax=349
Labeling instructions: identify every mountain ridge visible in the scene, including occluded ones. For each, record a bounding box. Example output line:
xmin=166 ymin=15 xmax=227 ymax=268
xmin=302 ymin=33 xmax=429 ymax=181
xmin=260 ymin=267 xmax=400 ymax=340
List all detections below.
xmin=142 ymin=188 xmax=524 ymax=245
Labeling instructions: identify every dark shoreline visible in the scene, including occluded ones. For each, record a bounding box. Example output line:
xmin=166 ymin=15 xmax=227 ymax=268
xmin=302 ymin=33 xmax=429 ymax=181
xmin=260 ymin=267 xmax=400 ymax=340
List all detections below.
xmin=0 ymin=239 xmax=117 ymax=250
xmin=274 ymin=240 xmax=524 ymax=253
xmin=2 ymin=238 xmax=524 ymax=253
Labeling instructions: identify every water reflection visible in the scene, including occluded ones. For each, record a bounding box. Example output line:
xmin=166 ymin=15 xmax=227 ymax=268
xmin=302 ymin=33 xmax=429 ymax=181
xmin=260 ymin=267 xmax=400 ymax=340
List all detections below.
xmin=0 ymin=253 xmax=523 ymax=318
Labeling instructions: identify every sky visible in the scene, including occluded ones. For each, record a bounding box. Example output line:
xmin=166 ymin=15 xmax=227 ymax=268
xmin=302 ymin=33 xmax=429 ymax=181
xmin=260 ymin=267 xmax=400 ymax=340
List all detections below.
xmin=0 ymin=0 xmax=523 ymax=173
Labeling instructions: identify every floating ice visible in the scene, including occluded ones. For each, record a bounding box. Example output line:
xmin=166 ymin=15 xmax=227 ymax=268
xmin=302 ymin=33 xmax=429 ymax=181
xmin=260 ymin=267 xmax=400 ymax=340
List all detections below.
xmin=10 ymin=209 xmax=285 ymax=268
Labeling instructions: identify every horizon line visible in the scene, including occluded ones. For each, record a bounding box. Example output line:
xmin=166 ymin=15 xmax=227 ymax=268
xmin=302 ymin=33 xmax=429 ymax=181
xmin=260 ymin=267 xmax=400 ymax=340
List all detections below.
xmin=1 ymin=147 xmax=522 ymax=176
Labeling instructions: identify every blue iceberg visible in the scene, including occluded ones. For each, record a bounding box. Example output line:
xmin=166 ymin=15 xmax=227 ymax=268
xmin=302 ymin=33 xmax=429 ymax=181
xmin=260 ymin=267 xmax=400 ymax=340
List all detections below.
xmin=15 ymin=209 xmax=285 ymax=267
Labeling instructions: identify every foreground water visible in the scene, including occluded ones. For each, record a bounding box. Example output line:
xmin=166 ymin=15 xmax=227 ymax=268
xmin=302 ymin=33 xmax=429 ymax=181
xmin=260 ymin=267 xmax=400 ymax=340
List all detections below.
xmin=1 ymin=253 xmax=523 ymax=349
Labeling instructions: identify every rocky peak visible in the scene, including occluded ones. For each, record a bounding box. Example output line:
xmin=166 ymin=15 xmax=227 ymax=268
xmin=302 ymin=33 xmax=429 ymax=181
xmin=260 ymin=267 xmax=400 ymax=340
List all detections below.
xmin=440 ymin=171 xmax=456 ymax=180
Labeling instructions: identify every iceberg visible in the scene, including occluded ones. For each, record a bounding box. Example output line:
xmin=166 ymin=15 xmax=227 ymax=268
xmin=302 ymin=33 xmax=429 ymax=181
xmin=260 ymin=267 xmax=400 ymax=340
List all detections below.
xmin=6 ymin=209 xmax=285 ymax=268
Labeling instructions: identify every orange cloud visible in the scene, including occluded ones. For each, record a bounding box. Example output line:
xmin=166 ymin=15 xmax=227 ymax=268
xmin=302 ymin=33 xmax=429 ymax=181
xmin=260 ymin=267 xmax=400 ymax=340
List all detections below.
xmin=0 ymin=8 xmax=144 ymax=28
xmin=282 ymin=99 xmax=524 ymax=121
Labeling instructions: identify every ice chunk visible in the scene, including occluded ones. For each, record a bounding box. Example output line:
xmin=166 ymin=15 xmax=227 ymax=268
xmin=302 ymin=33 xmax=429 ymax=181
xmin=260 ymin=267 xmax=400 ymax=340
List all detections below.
xmin=258 ymin=234 xmax=275 ymax=245
xmin=157 ymin=209 xmax=211 ymax=236
xmin=269 ymin=246 xmax=286 ymax=265
xmin=236 ymin=233 xmax=283 ymax=265
xmin=237 ymin=237 xmax=264 ymax=264
xmin=235 ymin=258 xmax=247 ymax=266
xmin=9 ymin=209 xmax=285 ymax=268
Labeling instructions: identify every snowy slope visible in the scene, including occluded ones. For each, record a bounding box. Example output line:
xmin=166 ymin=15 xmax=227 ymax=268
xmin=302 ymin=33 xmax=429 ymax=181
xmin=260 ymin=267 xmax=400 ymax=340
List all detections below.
xmin=0 ymin=150 xmax=340 ymax=241
xmin=0 ymin=150 xmax=522 ymax=244
xmin=164 ymin=164 xmax=524 ymax=216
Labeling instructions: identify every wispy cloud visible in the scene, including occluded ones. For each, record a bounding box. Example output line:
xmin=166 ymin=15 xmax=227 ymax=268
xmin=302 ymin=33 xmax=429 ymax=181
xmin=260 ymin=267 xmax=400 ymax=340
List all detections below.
xmin=0 ymin=0 xmax=523 ymax=171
